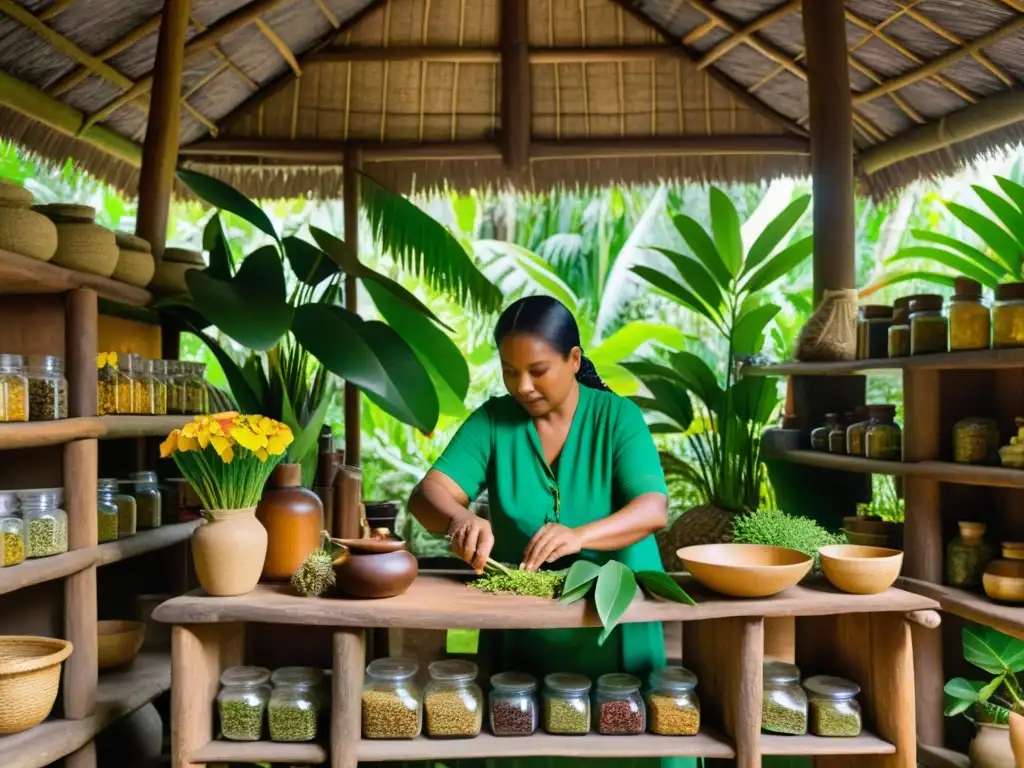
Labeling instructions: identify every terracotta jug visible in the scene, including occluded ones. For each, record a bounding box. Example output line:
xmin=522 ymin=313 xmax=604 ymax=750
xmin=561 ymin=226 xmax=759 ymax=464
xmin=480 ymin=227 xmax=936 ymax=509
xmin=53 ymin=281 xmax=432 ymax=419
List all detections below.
xmin=970 ymin=722 xmax=1015 ymax=768
xmin=256 ymin=463 xmax=324 ymax=581
xmin=191 ymin=507 xmax=266 ymax=596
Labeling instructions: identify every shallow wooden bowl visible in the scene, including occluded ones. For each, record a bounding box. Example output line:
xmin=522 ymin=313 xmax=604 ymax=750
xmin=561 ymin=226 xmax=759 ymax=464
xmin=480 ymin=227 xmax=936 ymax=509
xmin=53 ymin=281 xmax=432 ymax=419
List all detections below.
xmin=676 ymin=544 xmax=812 ymax=598
xmin=97 ymin=620 xmax=145 ymax=669
xmin=819 ymin=545 xmax=903 ymax=595
xmin=984 ymin=560 xmax=1024 ymax=603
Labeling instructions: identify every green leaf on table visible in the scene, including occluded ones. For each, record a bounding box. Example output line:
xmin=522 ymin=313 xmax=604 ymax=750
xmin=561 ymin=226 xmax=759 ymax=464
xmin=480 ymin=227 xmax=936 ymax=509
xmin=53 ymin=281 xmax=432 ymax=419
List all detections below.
xmin=594 ymin=561 xmax=637 ymax=645
xmin=672 ymin=213 xmax=731 ymax=289
xmin=560 ymin=561 xmax=601 ymax=605
xmin=709 ymin=188 xmax=743 ymax=277
xmin=177 ymin=168 xmax=278 ymax=241
xmin=963 ymin=624 xmax=1024 ymax=675
xmin=741 ymin=236 xmax=814 ymax=294
xmin=635 ymin=571 xmax=696 ymax=605
xmin=743 ymin=194 xmax=810 ymax=275
xmin=283 ymin=235 xmax=338 ymax=287
xmin=732 ymin=304 xmax=780 ymax=357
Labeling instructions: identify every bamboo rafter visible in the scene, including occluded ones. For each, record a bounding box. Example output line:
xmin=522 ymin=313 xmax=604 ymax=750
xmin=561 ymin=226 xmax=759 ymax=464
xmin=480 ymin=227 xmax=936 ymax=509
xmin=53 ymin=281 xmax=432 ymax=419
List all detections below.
xmin=189 ymin=15 xmax=261 ymax=90
xmin=380 ymin=0 xmax=392 ymax=143
xmin=38 ymin=0 xmax=77 ymax=22
xmin=312 ymin=0 xmax=340 ymax=28
xmin=697 ymin=0 xmax=800 ymax=70
xmin=256 ymin=18 xmax=302 ymax=77
xmin=682 ymin=17 xmax=717 ymax=46
xmin=416 ymin=0 xmax=430 ymax=141
xmin=48 ymin=14 xmax=163 ymax=96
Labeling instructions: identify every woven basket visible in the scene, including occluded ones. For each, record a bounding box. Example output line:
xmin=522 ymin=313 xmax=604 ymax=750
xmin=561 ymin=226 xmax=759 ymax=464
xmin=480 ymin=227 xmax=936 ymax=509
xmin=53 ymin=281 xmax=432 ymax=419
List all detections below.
xmin=33 ymin=203 xmax=96 ymax=224
xmin=0 ymin=204 xmax=58 ymax=263
xmin=50 ymin=222 xmax=119 ymax=277
xmin=0 ymin=180 xmax=33 ymax=207
xmin=112 ymin=233 xmax=155 ymax=288
xmin=97 ymin=620 xmax=145 ymax=670
xmin=151 ymin=248 xmax=206 ymax=295
xmin=0 ymin=636 xmax=73 ymax=734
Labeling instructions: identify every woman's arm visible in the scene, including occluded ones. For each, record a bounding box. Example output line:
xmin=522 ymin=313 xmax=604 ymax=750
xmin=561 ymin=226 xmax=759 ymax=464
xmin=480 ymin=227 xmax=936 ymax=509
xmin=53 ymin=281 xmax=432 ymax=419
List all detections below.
xmin=409 ymin=472 xmax=495 ymax=573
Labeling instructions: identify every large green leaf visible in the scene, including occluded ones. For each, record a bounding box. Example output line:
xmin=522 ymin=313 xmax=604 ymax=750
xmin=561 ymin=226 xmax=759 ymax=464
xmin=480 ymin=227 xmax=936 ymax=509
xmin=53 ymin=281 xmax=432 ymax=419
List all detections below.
xmin=646 ymin=247 xmax=723 ymax=315
xmin=742 ymin=236 xmax=814 ymax=294
xmin=859 ymin=269 xmax=957 ymax=298
xmin=963 ymin=624 xmax=1024 ymax=675
xmin=476 ymin=240 xmax=577 ymax=313
xmin=177 ymin=168 xmax=278 ymax=241
xmin=668 ymin=351 xmax=722 ymax=409
xmin=947 ymin=201 xmax=1022 ymax=274
xmin=241 ymin=353 xmax=270 ymax=406
xmin=732 ymin=304 xmax=780 ymax=357
xmin=283 ymin=235 xmax=338 ymax=287
xmin=629 ymin=375 xmax=694 ymax=431
xmin=743 ymin=194 xmax=811 ymax=276
xmin=996 ymin=176 xmax=1024 ymax=217
xmin=730 ymin=376 xmax=779 ymax=425
xmin=287 ymin=389 xmax=334 ymax=467
xmin=910 ymin=229 xmax=1010 ymax=280
xmin=560 ymin=560 xmax=601 ymax=605
xmin=186 ymin=244 xmax=293 ymax=351
xmin=672 ymin=213 xmax=731 ymax=289
xmin=886 ymin=246 xmax=1002 ymax=288
xmin=588 ymin=322 xmax=690 ymax=369
xmin=631 ymin=266 xmax=722 ymax=329
xmin=972 ymin=187 xmax=1024 ymax=274
xmin=180 ymin=324 xmax=261 ymax=414
xmin=292 ymin=304 xmax=439 ymax=432
xmin=594 ymin=561 xmax=637 ymax=645
xmin=709 ymin=187 xmax=743 ymax=276
xmin=943 ymin=678 xmax=984 ymax=717
xmin=202 ymin=214 xmax=233 ymax=280
xmin=635 ymin=571 xmax=696 ymax=605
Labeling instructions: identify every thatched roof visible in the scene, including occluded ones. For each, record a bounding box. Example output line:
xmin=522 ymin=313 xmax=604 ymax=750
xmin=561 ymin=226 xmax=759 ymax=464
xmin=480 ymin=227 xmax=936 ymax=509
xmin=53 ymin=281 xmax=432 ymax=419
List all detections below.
xmin=1 ymin=0 xmax=1022 ymax=198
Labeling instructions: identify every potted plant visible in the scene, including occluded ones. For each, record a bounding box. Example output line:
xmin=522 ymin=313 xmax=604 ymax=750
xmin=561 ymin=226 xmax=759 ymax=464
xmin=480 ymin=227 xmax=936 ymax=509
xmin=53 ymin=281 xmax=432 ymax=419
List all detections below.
xmin=160 ymin=413 xmax=293 ymax=596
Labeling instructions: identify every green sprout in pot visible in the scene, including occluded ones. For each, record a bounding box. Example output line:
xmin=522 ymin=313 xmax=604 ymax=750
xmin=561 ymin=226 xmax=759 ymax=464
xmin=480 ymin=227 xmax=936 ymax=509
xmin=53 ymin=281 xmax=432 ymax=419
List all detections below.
xmin=945 ymin=624 xmax=1024 ymax=726
xmin=291 ymin=532 xmax=345 ymax=597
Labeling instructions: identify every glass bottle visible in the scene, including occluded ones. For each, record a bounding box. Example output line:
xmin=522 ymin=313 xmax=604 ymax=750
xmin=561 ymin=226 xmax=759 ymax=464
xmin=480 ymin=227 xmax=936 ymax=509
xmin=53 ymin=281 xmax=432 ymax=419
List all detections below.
xmin=424 ymin=659 xmax=483 ymax=738
xmin=947 ymin=521 xmax=996 ymax=588
xmin=864 ymin=405 xmax=901 ymax=461
xmin=542 ymin=673 xmax=591 ymax=735
xmin=362 ymin=657 xmax=422 ymax=739
xmin=115 ymin=353 xmax=136 ymax=415
xmin=888 ymin=297 xmax=912 ymax=358
xmin=186 ymin=362 xmax=209 ymax=414
xmin=218 ymin=666 xmax=271 ymax=741
xmin=0 ymin=353 xmax=29 ymax=423
xmin=25 ymin=355 xmax=67 ymax=421
xmin=856 ymin=305 xmax=893 ymax=360
xmin=845 ymin=406 xmax=871 ymax=457
xmin=594 ymin=673 xmax=645 ymax=735
xmin=829 ymin=412 xmax=851 ymax=454
xmin=150 ymin=359 xmax=169 ymax=416
xmin=762 ymin=660 xmax=807 ymax=735
xmin=811 ymin=414 xmax=838 ymax=452
xmin=953 ymin=417 xmax=1001 ymax=465
xmin=19 ymin=488 xmax=68 ymax=558
xmin=0 ymin=492 xmax=25 ymax=567
xmin=646 ymin=666 xmax=700 ymax=736
xmin=269 ymin=666 xmax=322 ymax=743
xmin=948 ymin=278 xmax=991 ymax=351
xmin=131 ymin=355 xmax=155 ymax=415
xmin=993 ymin=282 xmax=1024 ymax=348
xmin=96 ymin=479 xmax=120 ymax=544
xmin=805 ymin=675 xmax=862 ymax=737
xmin=130 ymin=471 xmax=162 ymax=529
xmin=909 ymin=295 xmax=947 ymax=355
xmin=97 ymin=353 xmax=119 ymax=416
xmin=489 ymin=671 xmax=538 ymax=736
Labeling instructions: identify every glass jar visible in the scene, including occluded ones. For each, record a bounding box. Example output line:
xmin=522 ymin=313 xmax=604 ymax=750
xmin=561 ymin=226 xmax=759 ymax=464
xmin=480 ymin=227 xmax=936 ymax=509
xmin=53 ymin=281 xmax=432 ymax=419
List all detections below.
xmin=131 ymin=355 xmax=155 ymax=415
xmin=542 ymin=673 xmax=591 ymax=735
xmin=993 ymin=282 xmax=1024 ymax=348
xmin=845 ymin=406 xmax=871 ymax=457
xmin=953 ymin=417 xmax=1001 ymax=465
xmin=947 ymin=521 xmax=996 ymax=588
xmin=0 ymin=492 xmax=25 ymax=567
xmin=362 ymin=656 xmax=422 ymax=739
xmin=167 ymin=361 xmax=187 ymax=415
xmin=97 ymin=353 xmax=119 ymax=416
xmin=646 ymin=666 xmax=700 ymax=736
xmin=96 ymin=479 xmax=120 ymax=544
xmin=108 ymin=480 xmax=137 ymax=538
xmin=25 ymin=355 xmax=67 ymax=421
xmin=19 ymin=488 xmax=68 ymax=558
xmin=489 ymin=671 xmax=538 ymax=736
xmin=762 ymin=660 xmax=807 ymax=735
xmin=218 ymin=665 xmax=271 ymax=741
xmin=269 ymin=666 xmax=322 ymax=743
xmin=948 ymin=278 xmax=990 ymax=351
xmin=594 ymin=673 xmax=644 ymax=735
xmin=0 ymin=353 xmax=29 ymax=423
xmin=829 ymin=413 xmax=851 ymax=454
xmin=811 ymin=414 xmax=838 ymax=452
xmin=805 ymin=675 xmax=862 ymax=737
xmin=150 ymin=359 xmax=169 ymax=416
xmin=887 ymin=297 xmax=912 ymax=358
xmin=116 ymin=353 xmax=136 ymax=415
xmin=909 ymin=295 xmax=947 ymax=355
xmin=864 ymin=405 xmax=901 ymax=461
xmin=130 ymin=471 xmax=162 ymax=529
xmin=185 ymin=362 xmax=209 ymax=414
xmin=424 ymin=659 xmax=483 ymax=738
xmin=856 ymin=305 xmax=893 ymax=360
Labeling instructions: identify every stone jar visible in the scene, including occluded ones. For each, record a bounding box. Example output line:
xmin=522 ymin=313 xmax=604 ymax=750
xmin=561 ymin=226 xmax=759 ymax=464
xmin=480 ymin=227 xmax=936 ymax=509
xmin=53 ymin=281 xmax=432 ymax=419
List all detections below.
xmin=256 ymin=463 xmax=324 ymax=582
xmin=191 ymin=507 xmax=267 ymax=596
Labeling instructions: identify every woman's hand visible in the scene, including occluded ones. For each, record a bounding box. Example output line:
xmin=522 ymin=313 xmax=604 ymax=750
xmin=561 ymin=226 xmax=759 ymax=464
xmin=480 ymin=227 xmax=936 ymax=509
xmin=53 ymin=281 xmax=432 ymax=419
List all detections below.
xmin=522 ymin=523 xmax=583 ymax=572
xmin=447 ymin=513 xmax=494 ymax=574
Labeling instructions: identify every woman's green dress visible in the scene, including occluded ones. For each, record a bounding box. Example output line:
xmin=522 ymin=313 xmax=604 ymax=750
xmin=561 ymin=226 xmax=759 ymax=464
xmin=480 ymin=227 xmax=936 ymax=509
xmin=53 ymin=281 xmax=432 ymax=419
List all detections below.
xmin=431 ymin=384 xmax=697 ymax=768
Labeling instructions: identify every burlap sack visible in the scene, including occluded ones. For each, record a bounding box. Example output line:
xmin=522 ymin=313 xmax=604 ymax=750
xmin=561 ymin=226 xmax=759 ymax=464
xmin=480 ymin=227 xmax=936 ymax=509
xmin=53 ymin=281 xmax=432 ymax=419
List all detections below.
xmin=796 ymin=288 xmax=859 ymax=362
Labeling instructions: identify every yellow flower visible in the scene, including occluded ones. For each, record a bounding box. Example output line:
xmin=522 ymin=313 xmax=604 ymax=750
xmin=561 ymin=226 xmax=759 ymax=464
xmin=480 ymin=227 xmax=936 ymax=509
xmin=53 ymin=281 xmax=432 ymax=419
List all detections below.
xmin=231 ymin=423 xmax=268 ymax=453
xmin=177 ymin=432 xmax=200 ymax=452
xmin=210 ymin=434 xmax=234 ymax=463
xmin=159 ymin=430 xmax=180 ymax=458
xmin=96 ymin=351 xmax=119 ymax=370
xmin=254 ymin=448 xmax=269 ymax=462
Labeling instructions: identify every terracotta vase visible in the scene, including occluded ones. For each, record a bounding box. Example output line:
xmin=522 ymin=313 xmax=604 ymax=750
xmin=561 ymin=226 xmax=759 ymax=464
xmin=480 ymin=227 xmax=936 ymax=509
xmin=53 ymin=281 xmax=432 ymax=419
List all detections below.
xmin=1010 ymin=712 xmax=1024 ymax=767
xmin=256 ymin=464 xmax=324 ymax=582
xmin=970 ymin=722 xmax=1015 ymax=768
xmin=191 ymin=507 xmax=267 ymax=596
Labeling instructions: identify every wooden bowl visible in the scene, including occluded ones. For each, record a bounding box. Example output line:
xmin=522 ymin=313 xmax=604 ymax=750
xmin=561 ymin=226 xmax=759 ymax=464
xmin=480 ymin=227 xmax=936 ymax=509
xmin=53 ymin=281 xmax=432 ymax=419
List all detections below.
xmin=676 ymin=544 xmax=813 ymax=598
xmin=97 ymin=621 xmax=145 ymax=669
xmin=332 ymin=539 xmax=418 ymax=599
xmin=819 ymin=545 xmax=903 ymax=594
xmin=984 ymin=560 xmax=1024 ymax=603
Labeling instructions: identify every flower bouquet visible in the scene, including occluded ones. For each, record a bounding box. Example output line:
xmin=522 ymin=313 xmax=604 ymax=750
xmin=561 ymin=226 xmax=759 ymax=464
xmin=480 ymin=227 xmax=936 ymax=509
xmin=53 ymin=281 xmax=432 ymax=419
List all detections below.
xmin=161 ymin=413 xmax=294 ymax=596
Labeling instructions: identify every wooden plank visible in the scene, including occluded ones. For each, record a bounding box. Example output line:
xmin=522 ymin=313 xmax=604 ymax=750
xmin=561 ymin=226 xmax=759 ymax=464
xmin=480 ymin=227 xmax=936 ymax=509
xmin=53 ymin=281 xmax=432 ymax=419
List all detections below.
xmin=190 ymin=741 xmax=328 ymax=762
xmin=917 ymin=743 xmax=970 ymax=768
xmin=760 ymin=732 xmax=895 ymax=755
xmin=332 ymin=629 xmax=364 ymax=768
xmin=152 ymin=576 xmax=938 ymax=628
xmin=0 ymin=416 xmax=193 ymax=451
xmin=741 ymin=347 xmax=1024 ymax=376
xmin=93 ymin=520 xmax=199 ymax=566
xmin=0 ymin=249 xmax=151 ymax=305
xmin=899 ymin=577 xmax=1024 ymax=641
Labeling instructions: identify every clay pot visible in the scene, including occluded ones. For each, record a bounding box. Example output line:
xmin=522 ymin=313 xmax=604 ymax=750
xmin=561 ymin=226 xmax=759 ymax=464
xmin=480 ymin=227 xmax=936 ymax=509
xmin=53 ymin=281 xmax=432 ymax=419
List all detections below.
xmin=191 ymin=507 xmax=267 ymax=596
xmin=331 ymin=537 xmax=418 ymax=599
xmin=256 ymin=464 xmax=324 ymax=582
xmin=1010 ymin=712 xmax=1024 ymax=767
xmin=970 ymin=722 xmax=1015 ymax=768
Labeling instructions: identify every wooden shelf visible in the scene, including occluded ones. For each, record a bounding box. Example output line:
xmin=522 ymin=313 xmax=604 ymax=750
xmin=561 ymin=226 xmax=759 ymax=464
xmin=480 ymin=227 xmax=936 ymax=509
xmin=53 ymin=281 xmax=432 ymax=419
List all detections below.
xmin=0 ymin=521 xmax=200 ymax=597
xmin=898 ymin=577 xmax=1024 ymax=641
xmin=0 ymin=416 xmax=194 ymax=451
xmin=0 ymin=248 xmax=152 ymax=306
xmin=741 ymin=347 xmax=1024 ymax=376
xmin=760 ymin=732 xmax=895 ymax=755
xmin=0 ymin=651 xmax=170 ymax=768
xmin=762 ymin=450 xmax=1024 ymax=489
xmin=918 ymin=743 xmax=971 ymax=768
xmin=190 ymin=741 xmax=328 ymax=763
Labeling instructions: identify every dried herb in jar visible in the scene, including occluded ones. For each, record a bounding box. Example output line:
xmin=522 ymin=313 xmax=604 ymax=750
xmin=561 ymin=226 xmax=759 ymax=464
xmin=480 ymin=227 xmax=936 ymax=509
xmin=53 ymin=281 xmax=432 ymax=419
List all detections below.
xmin=27 ymin=518 xmax=67 ymax=558
xmin=116 ymin=380 xmax=133 ymax=414
xmin=810 ymin=699 xmax=861 ymax=737
xmin=598 ymin=700 xmax=644 ymax=734
xmin=97 ymin=381 xmax=117 ymax=416
xmin=28 ymin=379 xmax=60 ymax=421
xmin=362 ymin=689 xmax=422 ymax=738
xmin=543 ymin=698 xmax=589 ymax=734
xmin=953 ymin=418 xmax=1000 ymax=465
xmin=491 ymin=700 xmax=535 ymax=735
xmin=762 ymin=700 xmax=807 ymax=735
xmin=98 ymin=512 xmax=118 ymax=543
xmin=268 ymin=704 xmax=317 ymax=742
xmin=3 ymin=531 xmax=25 ymax=566
xmin=647 ymin=694 xmax=700 ymax=736
xmin=1 ymin=379 xmax=27 ymax=422
xmin=220 ymin=699 xmax=265 ymax=741
xmin=425 ymin=689 xmax=482 ymax=737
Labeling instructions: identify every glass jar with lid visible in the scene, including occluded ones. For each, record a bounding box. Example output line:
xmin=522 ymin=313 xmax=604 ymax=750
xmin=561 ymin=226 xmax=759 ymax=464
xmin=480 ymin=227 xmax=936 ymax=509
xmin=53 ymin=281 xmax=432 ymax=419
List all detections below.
xmin=269 ymin=666 xmax=322 ymax=742
xmin=115 ymin=353 xmax=136 ymax=415
xmin=762 ymin=660 xmax=807 ymax=735
xmin=185 ymin=362 xmax=209 ymax=414
xmin=829 ymin=412 xmax=852 ymax=454
xmin=0 ymin=353 xmax=28 ymax=423
xmin=0 ymin=492 xmax=25 ymax=567
xmin=167 ymin=361 xmax=187 ymax=415
xmin=542 ymin=673 xmax=591 ymax=734
xmin=993 ymin=282 xmax=1024 ymax=348
xmin=130 ymin=471 xmax=162 ymax=529
xmin=25 ymin=355 xmax=67 ymax=420
xmin=948 ymin=278 xmax=990 ymax=351
xmin=811 ymin=414 xmax=838 ymax=452
xmin=131 ymin=355 xmax=155 ymax=415
xmin=96 ymin=479 xmax=120 ymax=543
xmin=97 ymin=352 xmax=119 ymax=416
xmin=362 ymin=656 xmax=422 ymax=739
xmin=218 ymin=665 xmax=271 ymax=741
xmin=947 ymin=521 xmax=996 ymax=588
xmin=887 ymin=297 xmax=912 ymax=358
xmin=105 ymin=479 xmax=136 ymax=538
xmin=150 ymin=359 xmax=169 ymax=416
xmin=424 ymin=659 xmax=483 ymax=738
xmin=909 ymin=295 xmax=947 ymax=355
xmin=805 ymin=675 xmax=862 ymax=737
xmin=594 ymin=673 xmax=645 ymax=735
xmin=856 ymin=305 xmax=893 ymax=360
xmin=646 ymin=666 xmax=700 ymax=736
xmin=489 ymin=671 xmax=538 ymax=736
xmin=845 ymin=406 xmax=871 ymax=457
xmin=864 ymin=405 xmax=901 ymax=461
xmin=19 ymin=488 xmax=67 ymax=558
xmin=953 ymin=417 xmax=1001 ymax=465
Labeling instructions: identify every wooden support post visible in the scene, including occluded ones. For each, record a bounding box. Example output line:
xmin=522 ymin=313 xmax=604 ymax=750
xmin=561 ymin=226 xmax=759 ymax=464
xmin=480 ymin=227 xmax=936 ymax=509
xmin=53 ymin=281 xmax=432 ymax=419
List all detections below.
xmin=802 ymin=0 xmax=855 ymax=303
xmin=500 ymin=0 xmax=530 ymax=180
xmin=64 ymin=742 xmax=97 ymax=768
xmin=332 ymin=629 xmax=365 ymax=768
xmin=343 ymin=149 xmax=362 ymax=468
xmin=333 ymin=464 xmax=363 ymax=540
xmin=136 ymin=0 xmax=191 ymax=259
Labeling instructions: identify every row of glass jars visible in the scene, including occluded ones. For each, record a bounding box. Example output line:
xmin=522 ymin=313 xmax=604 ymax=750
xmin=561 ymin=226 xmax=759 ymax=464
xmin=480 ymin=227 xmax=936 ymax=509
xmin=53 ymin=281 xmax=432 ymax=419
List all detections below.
xmin=0 ymin=489 xmax=68 ymax=566
xmin=97 ymin=354 xmax=209 ymax=416
xmin=763 ymin=661 xmax=862 ymax=737
xmin=218 ymin=666 xmax=324 ymax=742
xmin=360 ymin=658 xmax=702 ymax=740
xmin=0 ymin=353 xmax=68 ymax=423
xmin=810 ymin=405 xmax=901 ymax=460
xmin=97 ymin=472 xmax=162 ymax=543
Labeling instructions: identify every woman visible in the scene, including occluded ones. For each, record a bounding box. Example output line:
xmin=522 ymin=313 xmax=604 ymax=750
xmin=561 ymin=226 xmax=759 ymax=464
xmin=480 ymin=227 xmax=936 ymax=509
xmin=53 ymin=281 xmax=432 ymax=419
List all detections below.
xmin=410 ymin=296 xmax=694 ymax=768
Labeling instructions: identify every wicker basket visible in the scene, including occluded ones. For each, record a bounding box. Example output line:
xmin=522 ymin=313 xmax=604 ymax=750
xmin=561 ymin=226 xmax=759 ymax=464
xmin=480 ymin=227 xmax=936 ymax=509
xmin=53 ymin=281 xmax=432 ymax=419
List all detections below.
xmin=32 ymin=203 xmax=96 ymax=224
xmin=50 ymin=222 xmax=119 ymax=277
xmin=0 ymin=636 xmax=73 ymax=734
xmin=112 ymin=233 xmax=155 ymax=288
xmin=0 ymin=180 xmax=33 ymax=207
xmin=97 ymin=620 xmax=145 ymax=670
xmin=0 ymin=202 xmax=59 ymax=263
xmin=151 ymin=248 xmax=206 ymax=295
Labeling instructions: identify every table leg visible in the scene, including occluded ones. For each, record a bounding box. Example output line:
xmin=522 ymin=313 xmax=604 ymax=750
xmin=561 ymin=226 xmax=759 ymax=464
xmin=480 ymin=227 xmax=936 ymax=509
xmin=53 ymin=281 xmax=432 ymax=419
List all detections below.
xmin=332 ymin=628 xmax=365 ymax=768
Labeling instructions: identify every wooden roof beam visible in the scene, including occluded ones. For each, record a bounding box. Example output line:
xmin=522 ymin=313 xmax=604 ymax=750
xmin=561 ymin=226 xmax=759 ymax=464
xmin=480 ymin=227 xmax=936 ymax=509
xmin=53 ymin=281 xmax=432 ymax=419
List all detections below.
xmin=697 ymin=0 xmax=800 ymax=70
xmin=309 ymin=44 xmax=689 ymax=64
xmin=48 ymin=14 xmax=163 ymax=96
xmin=500 ymin=0 xmax=530 ymax=178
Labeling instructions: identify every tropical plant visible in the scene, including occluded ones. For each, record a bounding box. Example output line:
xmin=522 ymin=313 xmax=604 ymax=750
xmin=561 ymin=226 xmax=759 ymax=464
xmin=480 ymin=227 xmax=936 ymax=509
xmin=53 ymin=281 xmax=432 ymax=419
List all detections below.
xmin=945 ymin=624 xmax=1024 ymax=724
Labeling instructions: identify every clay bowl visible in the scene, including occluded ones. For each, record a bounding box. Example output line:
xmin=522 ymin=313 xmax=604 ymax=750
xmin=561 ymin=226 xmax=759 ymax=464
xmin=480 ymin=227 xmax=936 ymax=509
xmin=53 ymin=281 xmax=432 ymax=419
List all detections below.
xmin=983 ymin=560 xmax=1024 ymax=603
xmin=842 ymin=528 xmax=897 ymax=549
xmin=676 ymin=544 xmax=812 ymax=598
xmin=818 ymin=545 xmax=904 ymax=595
xmin=331 ymin=538 xmax=418 ymax=599
xmin=97 ymin=620 xmax=145 ymax=669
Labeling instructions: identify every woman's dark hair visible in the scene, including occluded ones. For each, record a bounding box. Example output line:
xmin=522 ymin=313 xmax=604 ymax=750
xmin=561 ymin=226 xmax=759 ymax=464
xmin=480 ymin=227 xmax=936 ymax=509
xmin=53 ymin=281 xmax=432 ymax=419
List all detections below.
xmin=494 ymin=296 xmax=610 ymax=391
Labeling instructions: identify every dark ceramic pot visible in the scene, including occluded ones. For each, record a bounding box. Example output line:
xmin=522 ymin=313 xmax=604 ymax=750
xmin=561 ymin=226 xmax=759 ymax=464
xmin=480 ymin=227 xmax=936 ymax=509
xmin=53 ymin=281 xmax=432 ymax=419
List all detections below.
xmin=331 ymin=537 xmax=418 ymax=599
